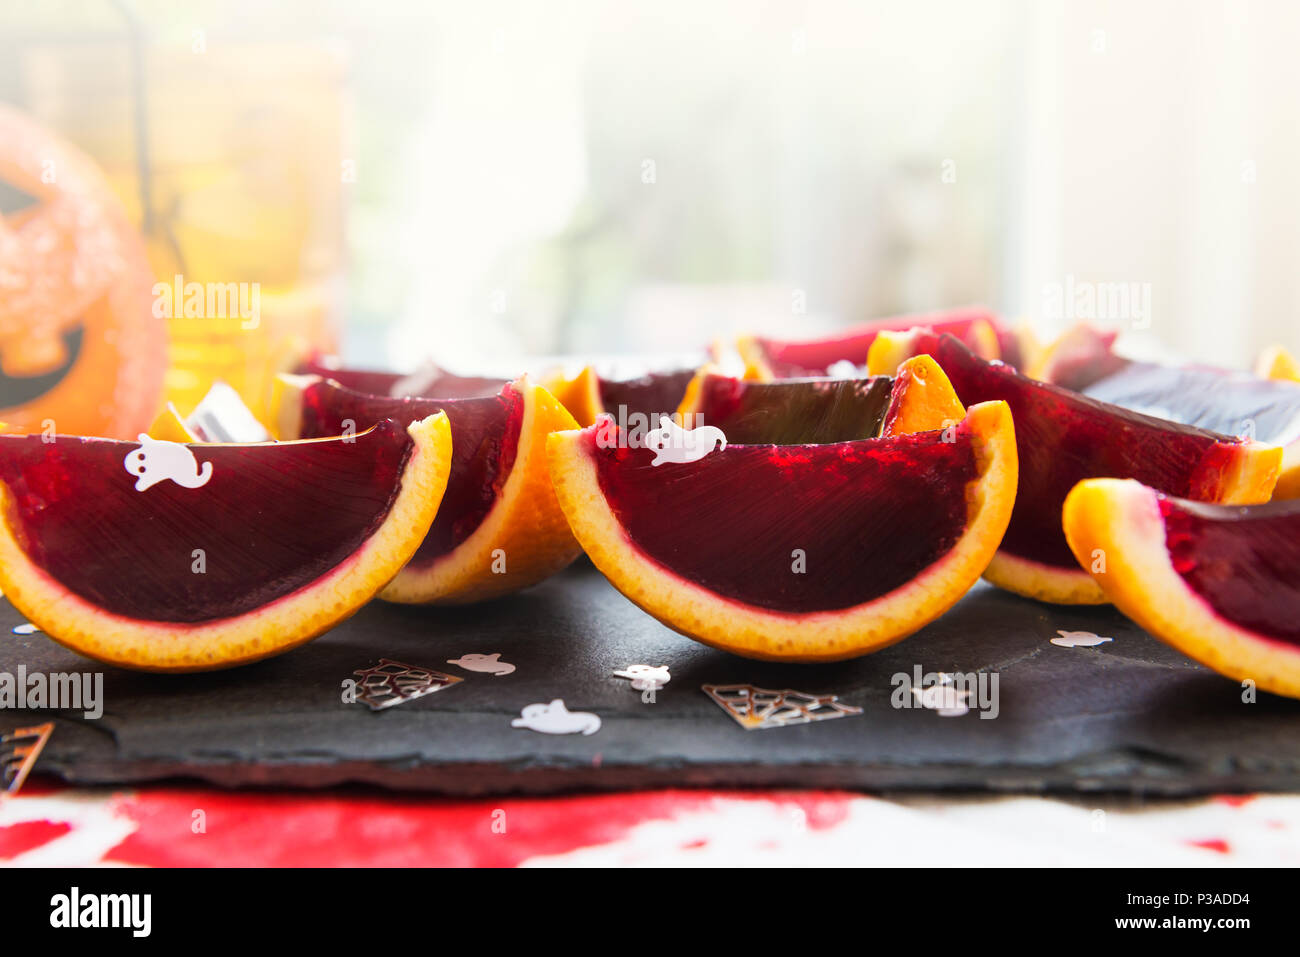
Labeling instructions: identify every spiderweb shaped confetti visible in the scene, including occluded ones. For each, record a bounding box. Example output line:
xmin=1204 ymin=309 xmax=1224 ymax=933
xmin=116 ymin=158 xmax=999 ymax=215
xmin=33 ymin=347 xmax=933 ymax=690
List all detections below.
xmin=702 ymin=684 xmax=862 ymax=730
xmin=352 ymin=659 xmax=462 ymax=711
xmin=2 ymin=721 xmax=53 ymax=794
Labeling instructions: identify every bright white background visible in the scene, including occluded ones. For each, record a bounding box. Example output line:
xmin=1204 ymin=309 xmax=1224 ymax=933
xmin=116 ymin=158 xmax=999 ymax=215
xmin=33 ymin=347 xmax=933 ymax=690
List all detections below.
xmin=5 ymin=0 xmax=1298 ymax=368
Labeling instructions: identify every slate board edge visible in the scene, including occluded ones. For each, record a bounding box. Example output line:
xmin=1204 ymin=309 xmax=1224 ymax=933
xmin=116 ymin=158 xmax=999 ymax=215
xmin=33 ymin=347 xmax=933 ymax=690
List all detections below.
xmin=27 ymin=750 xmax=1298 ymax=797
xmin=9 ymin=565 xmax=1300 ymax=798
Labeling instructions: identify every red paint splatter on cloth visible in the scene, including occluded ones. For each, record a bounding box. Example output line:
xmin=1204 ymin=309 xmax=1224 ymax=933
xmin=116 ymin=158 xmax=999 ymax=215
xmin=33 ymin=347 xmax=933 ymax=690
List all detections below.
xmin=0 ymin=820 xmax=71 ymax=859
xmin=1214 ymin=794 xmax=1256 ymax=808
xmin=105 ymin=788 xmax=854 ymax=867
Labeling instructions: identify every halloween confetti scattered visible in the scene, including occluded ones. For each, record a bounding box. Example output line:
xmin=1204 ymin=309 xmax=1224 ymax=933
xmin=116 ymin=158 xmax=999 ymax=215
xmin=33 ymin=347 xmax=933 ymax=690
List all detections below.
xmin=613 ymin=664 xmax=671 ymax=691
xmin=447 ymin=653 xmax=516 ymax=676
xmin=2 ymin=721 xmax=54 ymax=794
xmin=1051 ymin=630 xmax=1113 ymax=648
xmin=124 ymin=436 xmax=213 ymax=492
xmin=643 ymin=415 xmax=727 ymax=466
xmin=511 ymin=700 xmax=601 ymax=736
xmin=911 ymin=677 xmax=972 ymax=717
xmin=351 ymin=659 xmax=463 ymax=711
xmin=702 ymin=684 xmax=863 ymax=731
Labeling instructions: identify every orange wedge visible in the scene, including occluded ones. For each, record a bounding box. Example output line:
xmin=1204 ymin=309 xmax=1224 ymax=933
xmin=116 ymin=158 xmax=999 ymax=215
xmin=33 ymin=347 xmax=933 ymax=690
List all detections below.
xmin=276 ymin=373 xmax=581 ymax=604
xmin=547 ymin=394 xmax=1017 ymax=662
xmin=0 ymin=416 xmax=452 ymax=671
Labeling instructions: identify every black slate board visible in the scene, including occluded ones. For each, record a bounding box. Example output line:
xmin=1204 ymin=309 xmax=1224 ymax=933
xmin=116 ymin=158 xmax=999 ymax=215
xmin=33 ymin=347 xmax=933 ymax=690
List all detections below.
xmin=4 ymin=562 xmax=1300 ymax=795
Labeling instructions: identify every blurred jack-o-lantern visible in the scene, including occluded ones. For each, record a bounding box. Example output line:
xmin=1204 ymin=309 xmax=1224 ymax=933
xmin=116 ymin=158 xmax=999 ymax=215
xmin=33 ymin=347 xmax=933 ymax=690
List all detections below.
xmin=0 ymin=102 xmax=165 ymax=438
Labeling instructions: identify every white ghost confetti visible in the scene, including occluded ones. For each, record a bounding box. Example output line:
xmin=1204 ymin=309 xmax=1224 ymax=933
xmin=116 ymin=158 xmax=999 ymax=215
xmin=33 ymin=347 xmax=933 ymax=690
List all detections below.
xmin=613 ymin=664 xmax=671 ymax=691
xmin=448 ymin=653 xmax=516 ymax=676
xmin=510 ymin=699 xmax=601 ymax=736
xmin=643 ymin=415 xmax=727 ymax=466
xmin=911 ymin=681 xmax=971 ymax=717
xmin=123 ymin=435 xmax=212 ymax=491
xmin=11 ymin=623 xmax=40 ymax=635
xmin=1051 ymin=629 xmax=1113 ymax=648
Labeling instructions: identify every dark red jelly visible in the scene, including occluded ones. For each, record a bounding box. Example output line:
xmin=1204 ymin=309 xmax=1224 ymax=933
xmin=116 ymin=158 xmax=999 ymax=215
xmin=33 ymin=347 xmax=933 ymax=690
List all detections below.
xmin=920 ymin=335 xmax=1250 ymax=571
xmin=0 ymin=422 xmax=412 ymax=623
xmin=752 ymin=308 xmax=1013 ymax=376
xmin=598 ymin=369 xmax=698 ymax=423
xmin=296 ymin=357 xmax=506 ymax=399
xmin=689 ymin=374 xmax=891 ymax=445
xmin=589 ymin=424 xmax=979 ymax=613
xmin=297 ymin=380 xmax=524 ymax=568
xmin=1162 ymin=496 xmax=1300 ymax=646
xmin=1084 ymin=361 xmax=1300 ymax=450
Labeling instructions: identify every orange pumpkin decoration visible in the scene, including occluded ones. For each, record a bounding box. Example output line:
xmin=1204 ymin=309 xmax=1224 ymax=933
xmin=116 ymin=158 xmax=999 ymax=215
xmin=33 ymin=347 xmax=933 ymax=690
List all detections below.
xmin=0 ymin=103 xmax=165 ymax=438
